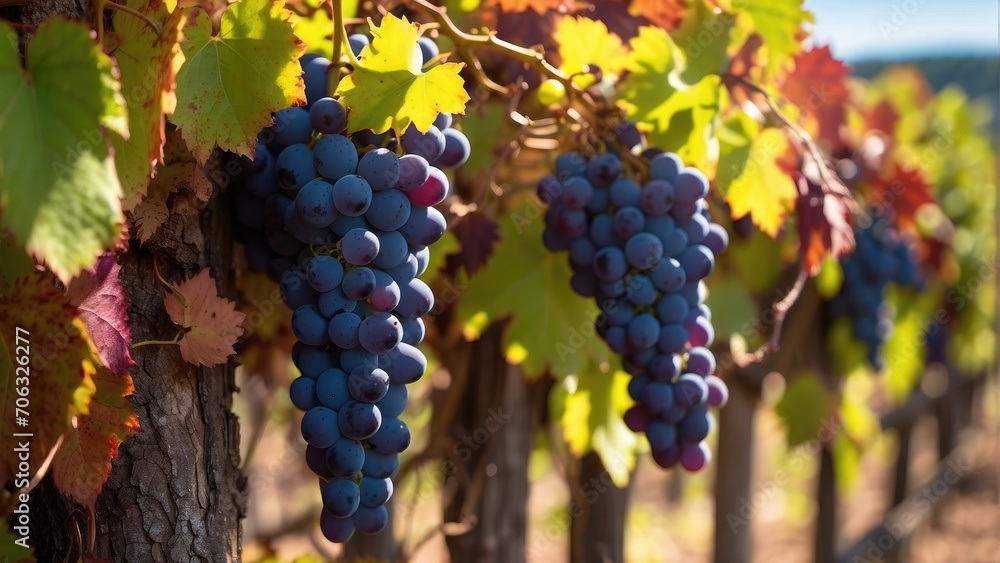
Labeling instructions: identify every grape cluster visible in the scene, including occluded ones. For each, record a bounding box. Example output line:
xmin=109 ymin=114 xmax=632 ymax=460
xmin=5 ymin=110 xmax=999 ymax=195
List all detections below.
xmin=828 ymin=221 xmax=922 ymax=369
xmin=538 ymin=136 xmax=729 ymax=472
xmin=233 ymin=36 xmax=468 ymax=543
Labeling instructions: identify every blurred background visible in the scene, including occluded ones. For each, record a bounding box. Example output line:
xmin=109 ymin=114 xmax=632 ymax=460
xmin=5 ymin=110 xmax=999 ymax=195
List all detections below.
xmin=233 ymin=0 xmax=999 ymax=561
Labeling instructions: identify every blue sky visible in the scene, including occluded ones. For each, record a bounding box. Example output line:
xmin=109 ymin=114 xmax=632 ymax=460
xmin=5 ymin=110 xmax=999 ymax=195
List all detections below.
xmin=805 ymin=0 xmax=999 ymax=61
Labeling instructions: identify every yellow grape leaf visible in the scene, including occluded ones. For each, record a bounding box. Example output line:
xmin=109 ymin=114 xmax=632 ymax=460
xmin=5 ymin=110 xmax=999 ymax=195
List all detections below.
xmin=163 ymin=268 xmax=246 ymax=367
xmin=775 ymin=372 xmax=831 ymax=448
xmin=553 ymin=17 xmax=629 ymax=87
xmin=0 ymin=19 xmax=127 ymax=283
xmin=105 ymin=0 xmax=185 ymax=201
xmin=731 ymin=0 xmax=812 ymax=75
xmin=291 ymin=0 xmax=359 ymax=58
xmin=52 ymin=365 xmax=139 ymax=510
xmin=0 ymin=272 xmax=100 ymax=486
xmin=173 ymin=0 xmax=306 ymax=162
xmin=716 ymin=114 xmax=796 ymax=237
xmin=336 ymin=13 xmax=470 ymax=135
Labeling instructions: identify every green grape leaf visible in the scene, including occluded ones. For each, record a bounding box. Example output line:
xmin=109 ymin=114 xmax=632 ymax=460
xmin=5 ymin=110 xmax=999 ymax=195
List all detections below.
xmin=728 ymin=229 xmax=784 ymax=294
xmin=105 ymin=0 xmax=185 ymax=201
xmin=882 ymin=287 xmax=938 ymax=400
xmin=52 ymin=365 xmax=139 ymax=510
xmin=705 ymin=278 xmax=758 ymax=342
xmin=457 ymin=103 xmax=506 ymax=175
xmin=775 ymin=372 xmax=831 ymax=448
xmin=0 ymin=272 xmax=100 ymax=487
xmin=0 ymin=237 xmax=34 ymax=298
xmin=618 ymin=23 xmax=726 ymax=173
xmin=456 ymin=210 xmax=609 ymax=378
xmin=173 ymin=0 xmax=306 ymax=162
xmin=291 ymin=0 xmax=359 ymax=58
xmin=0 ymin=18 xmax=127 ymax=283
xmin=336 ymin=13 xmax=469 ymax=135
xmin=554 ymin=16 xmax=629 ymax=87
xmin=731 ymin=0 xmax=812 ymax=75
xmin=716 ymin=114 xmax=797 ymax=237
xmin=552 ymin=364 xmax=637 ymax=487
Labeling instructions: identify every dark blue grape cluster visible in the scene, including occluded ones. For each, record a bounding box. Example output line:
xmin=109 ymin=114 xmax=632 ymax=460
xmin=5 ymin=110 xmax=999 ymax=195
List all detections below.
xmin=233 ymin=38 xmax=469 ymax=543
xmin=538 ymin=137 xmax=729 ymax=472
xmin=828 ymin=221 xmax=922 ymax=370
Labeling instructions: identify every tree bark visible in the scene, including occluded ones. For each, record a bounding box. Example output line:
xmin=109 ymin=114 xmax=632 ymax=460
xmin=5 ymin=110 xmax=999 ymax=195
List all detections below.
xmin=440 ymin=323 xmax=548 ymax=563
xmin=93 ymin=187 xmax=246 ymax=561
xmin=712 ymin=375 xmax=757 ymax=563
xmin=568 ymin=452 xmax=634 ymax=563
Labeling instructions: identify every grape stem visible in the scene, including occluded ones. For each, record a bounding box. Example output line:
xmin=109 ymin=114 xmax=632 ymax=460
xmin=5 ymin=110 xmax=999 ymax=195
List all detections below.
xmin=328 ymin=0 xmax=343 ymax=97
xmin=93 ymin=0 xmax=162 ymax=45
xmin=721 ymin=73 xmax=857 ymax=213
xmin=734 ymin=268 xmax=809 ymax=368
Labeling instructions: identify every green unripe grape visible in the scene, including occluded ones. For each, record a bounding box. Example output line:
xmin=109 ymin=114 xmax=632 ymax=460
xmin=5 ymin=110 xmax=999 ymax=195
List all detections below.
xmin=537 ymin=79 xmax=566 ymax=105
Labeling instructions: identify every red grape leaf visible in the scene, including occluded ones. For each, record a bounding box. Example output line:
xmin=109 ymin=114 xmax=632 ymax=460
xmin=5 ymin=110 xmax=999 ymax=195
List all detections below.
xmin=795 ymin=174 xmax=855 ymax=276
xmin=780 ymin=46 xmax=850 ymax=151
xmin=163 ymin=268 xmax=246 ymax=367
xmin=51 ymin=364 xmax=138 ymax=510
xmin=724 ymin=34 xmax=763 ymax=105
xmin=451 ymin=211 xmax=501 ymax=277
xmin=67 ymin=253 xmax=133 ymax=375
xmin=628 ymin=0 xmax=687 ymax=31
xmin=861 ymin=98 xmax=899 ymax=137
xmin=870 ymin=164 xmax=936 ymax=233
xmin=487 ymin=0 xmax=573 ymax=14
xmin=0 ymin=272 xmax=98 ymax=485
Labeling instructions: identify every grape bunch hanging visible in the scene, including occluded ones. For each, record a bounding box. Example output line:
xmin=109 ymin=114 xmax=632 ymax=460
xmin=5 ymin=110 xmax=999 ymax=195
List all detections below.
xmin=539 ymin=127 xmax=729 ymax=472
xmin=827 ymin=219 xmax=922 ymax=370
xmin=232 ymin=34 xmax=469 ymax=542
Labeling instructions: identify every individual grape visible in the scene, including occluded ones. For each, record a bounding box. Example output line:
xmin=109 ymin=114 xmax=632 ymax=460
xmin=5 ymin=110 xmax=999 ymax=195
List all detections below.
xmin=328 ymin=312 xmax=362 ymax=349
xmin=624 ymin=405 xmax=652 ymax=432
xmin=318 ymin=287 xmax=357 ymax=317
xmin=271 ymin=107 xmax=313 ymax=145
xmin=300 ymin=406 xmax=340 ymax=448
xmin=281 ymin=269 xmax=318 ymax=309
xmin=338 ymin=401 xmax=382 ymax=440
xmin=276 ymin=144 xmax=317 ymax=191
xmin=402 ymin=124 xmax=446 ymax=161
xmin=649 ymin=354 xmax=681 ymax=382
xmin=569 ymin=237 xmax=597 ymax=268
xmin=353 ymin=505 xmax=389 ymax=535
xmin=366 ymin=189 xmax=411 ymax=231
xmin=537 ymin=78 xmax=567 ymax=105
xmin=359 ymin=477 xmax=393 ymax=507
xmin=326 ymin=438 xmax=366 ymax=478
xmin=433 ymin=113 xmax=453 ymax=131
xmin=400 ymin=317 xmax=425 ymax=346
xmin=368 ymin=270 xmax=401 ymax=312
xmin=289 ymin=377 xmax=319 ymax=411
xmin=303 ymin=57 xmax=330 ymax=105
xmin=348 ymin=364 xmax=390 ymax=403
xmin=376 ymin=383 xmax=408 ymax=418
xmin=316 ymin=368 xmax=352 ymax=410
xmin=609 ymin=178 xmax=641 ymax=208
xmin=400 ymin=206 xmax=447 ymax=247
xmin=395 ymin=278 xmax=434 ymax=317
xmin=640 ymin=180 xmax=675 ymax=216
xmin=656 ymin=294 xmax=689 ymax=325
xmin=405 ymin=166 xmax=449 ymax=207
xmin=615 ymin=121 xmax=642 ymax=151
xmin=360 ymin=450 xmax=399 ymax=480
xmin=679 ymin=441 xmax=711 ymax=472
xmin=397 ymin=154 xmax=430 ymax=192
xmin=679 ymin=214 xmax=710 ymax=245
xmin=587 ymin=187 xmax=611 ymax=215
xmin=561 ymin=177 xmax=594 ymax=209
xmin=678 ymin=245 xmax=715 ymax=281
xmin=358 ymin=313 xmax=403 ymax=354
xmin=372 ymin=230 xmax=408 ymax=269
xmin=613 ymin=206 xmax=645 ymax=239
xmin=314 ymin=134 xmax=359 ymax=180
xmin=306 ymin=445 xmax=334 ymax=478
xmin=640 ymin=381 xmax=674 ymax=415
xmin=306 ymin=255 xmax=344 ymax=292
xmin=628 ymin=275 xmax=657 ymax=307
xmin=294 ymin=179 xmax=337 ymax=229
xmin=414 ymin=247 xmax=431 ymax=276
xmin=358 ymin=148 xmax=401 ymax=191
xmin=323 ymin=478 xmax=361 ymax=518
xmin=341 ymin=229 xmax=380 ymax=266
xmin=332 ymin=175 xmax=373 ymax=217
xmin=661 ymin=228 xmax=689 ymax=257
xmin=686 ymin=347 xmax=715 ymax=376
xmin=587 ymin=152 xmax=621 ymax=186
xmin=245 ymin=141 xmax=277 ymax=197
xmin=625 ymin=232 xmax=663 ymax=269
xmin=651 ymin=444 xmax=681 ymax=469
xmin=627 ymin=314 xmax=659 ymax=350
xmin=293 ymin=304 xmax=331 ymax=346
xmin=604 ymin=326 xmax=628 ymax=354
xmin=320 ymin=511 xmax=355 ymax=543
xmin=679 ymin=405 xmax=711 ymax=442
xmin=310 ymin=97 xmax=347 ymax=134
xmin=592 ymin=247 xmax=628 ymax=281
xmin=348 ymin=34 xmax=369 ymax=57
xmin=646 ymin=420 xmax=677 ymax=451
xmin=687 ymin=316 xmax=714 ymax=347
xmin=296 ymin=346 xmax=338 ymax=379
xmin=418 ymin=36 xmax=439 ymax=64
xmin=553 ymin=208 xmax=587 ymax=238
xmin=434 ymin=128 xmax=471 ymax=168
xmin=342 ymin=267 xmax=376 ymax=300
xmin=673 ymin=169 xmax=710 ymax=204
xmin=649 ymin=152 xmax=683 ymax=181
xmin=675 ymin=374 xmax=708 ymax=408
xmin=386 ymin=343 xmax=426 ymax=384
xmin=657 ymin=324 xmax=688 ymax=354
xmin=589 ymin=214 xmax=619 ymax=248
xmin=367 ymin=417 xmax=410 ymax=454
xmin=556 ymin=152 xmax=587 ymax=179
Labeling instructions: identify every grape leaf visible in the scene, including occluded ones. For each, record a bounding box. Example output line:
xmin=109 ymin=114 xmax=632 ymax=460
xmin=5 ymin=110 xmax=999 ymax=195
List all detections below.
xmin=0 ymin=521 xmax=34 ymax=562
xmin=451 ymin=211 xmax=500 ymax=277
xmin=796 ymin=174 xmax=855 ymax=276
xmin=173 ymin=0 xmax=306 ymax=162
xmin=628 ymin=0 xmax=687 ymax=31
xmin=105 ymin=0 xmax=185 ymax=200
xmin=0 ymin=272 xmax=99 ymax=485
xmin=552 ymin=364 xmax=637 ymax=487
xmin=487 ymin=0 xmax=573 ymax=14
xmin=0 ymin=19 xmax=127 ymax=283
xmin=52 ymin=364 xmax=138 ymax=510
xmin=882 ymin=288 xmax=938 ymax=400
xmin=731 ymin=0 xmax=812 ymax=74
xmin=554 ymin=16 xmax=629 ymax=86
xmin=775 ymin=372 xmax=831 ymax=447
xmin=870 ymin=164 xmax=935 ymax=234
xmin=336 ymin=13 xmax=470 ymax=135
xmin=860 ymin=98 xmax=899 ymax=137
xmin=716 ymin=114 xmax=797 ymax=237
xmin=618 ymin=22 xmax=728 ymax=172
xmin=163 ymin=268 xmax=246 ymax=367
xmin=456 ymin=211 xmax=609 ymax=378
xmin=129 ymin=183 xmax=171 ymax=243
xmin=456 ymin=103 xmax=506 ymax=176
xmin=0 ymin=236 xmax=35 ymax=298
xmin=67 ymin=253 xmax=133 ymax=376
xmin=291 ymin=0 xmax=359 ymax=58
xmin=780 ymin=46 xmax=849 ymax=151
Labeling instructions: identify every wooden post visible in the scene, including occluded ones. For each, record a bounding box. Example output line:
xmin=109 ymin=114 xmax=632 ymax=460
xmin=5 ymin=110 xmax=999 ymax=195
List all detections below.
xmin=712 ymin=375 xmax=757 ymax=563
xmin=568 ymin=452 xmax=635 ymax=563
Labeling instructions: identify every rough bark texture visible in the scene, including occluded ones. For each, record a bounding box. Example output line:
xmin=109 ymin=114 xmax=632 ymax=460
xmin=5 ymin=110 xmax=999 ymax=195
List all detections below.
xmin=441 ymin=323 xmax=548 ymax=563
xmin=568 ymin=452 xmax=635 ymax=563
xmin=92 ymin=188 xmax=246 ymax=561
xmin=712 ymin=376 xmax=757 ymax=563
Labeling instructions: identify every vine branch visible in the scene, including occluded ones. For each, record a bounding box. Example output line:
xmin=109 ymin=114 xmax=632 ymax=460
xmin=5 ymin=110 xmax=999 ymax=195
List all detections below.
xmin=734 ymin=268 xmax=809 ymax=368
